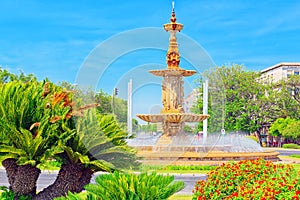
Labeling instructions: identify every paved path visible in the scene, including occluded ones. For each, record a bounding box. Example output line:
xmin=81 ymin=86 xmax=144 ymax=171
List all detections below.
xmin=275 ymin=149 xmax=300 ymax=156
xmin=1 ymin=149 xmax=298 ymax=195
xmin=0 ymin=169 xmax=206 ymax=195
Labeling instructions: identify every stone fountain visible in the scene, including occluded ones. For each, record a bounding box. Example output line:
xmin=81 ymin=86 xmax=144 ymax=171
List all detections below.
xmin=133 ymin=4 xmax=279 ymax=165
xmin=136 ymin=4 xmax=209 ymax=142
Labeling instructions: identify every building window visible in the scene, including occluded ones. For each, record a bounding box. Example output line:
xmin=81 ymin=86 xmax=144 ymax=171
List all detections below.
xmin=294 ymin=71 xmax=299 ymax=75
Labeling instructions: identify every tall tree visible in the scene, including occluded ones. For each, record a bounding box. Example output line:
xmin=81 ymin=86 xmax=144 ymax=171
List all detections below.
xmin=95 ymin=90 xmax=128 ymax=124
xmin=193 ymin=64 xmax=278 ymax=135
xmin=271 ymin=75 xmax=300 ymax=118
xmin=95 ymin=90 xmax=113 ymax=114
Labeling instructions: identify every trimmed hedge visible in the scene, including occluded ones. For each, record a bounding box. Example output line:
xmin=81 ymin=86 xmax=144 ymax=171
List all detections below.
xmin=282 ymin=143 xmax=300 ymax=149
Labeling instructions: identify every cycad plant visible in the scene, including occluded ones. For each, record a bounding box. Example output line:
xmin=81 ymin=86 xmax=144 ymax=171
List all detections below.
xmin=56 ymin=172 xmax=184 ymax=200
xmin=0 ymin=80 xmax=72 ymax=198
xmin=0 ymin=79 xmax=139 ymax=199
xmin=88 ymin=172 xmax=184 ymax=200
xmin=34 ymin=109 xmax=139 ymax=199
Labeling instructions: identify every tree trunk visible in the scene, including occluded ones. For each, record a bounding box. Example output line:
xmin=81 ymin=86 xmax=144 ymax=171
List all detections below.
xmin=2 ymin=158 xmax=41 ymax=199
xmin=34 ymin=163 xmax=93 ymax=200
xmin=2 ymin=158 xmax=18 ymax=188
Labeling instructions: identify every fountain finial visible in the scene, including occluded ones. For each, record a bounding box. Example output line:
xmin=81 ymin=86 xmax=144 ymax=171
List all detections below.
xmin=163 ymin=1 xmax=183 ymax=69
xmin=172 ymin=1 xmax=175 ymax=12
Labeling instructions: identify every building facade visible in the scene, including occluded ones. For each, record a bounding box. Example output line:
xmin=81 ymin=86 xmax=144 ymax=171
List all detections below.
xmin=258 ymin=62 xmax=300 ymax=147
xmin=259 ymin=62 xmax=300 ymax=84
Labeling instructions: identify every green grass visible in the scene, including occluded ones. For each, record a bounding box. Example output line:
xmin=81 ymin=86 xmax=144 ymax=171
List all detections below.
xmin=139 ymin=165 xmax=216 ymax=174
xmin=290 ymin=154 xmax=300 ymax=159
xmin=168 ymin=194 xmax=192 ymax=200
xmin=282 ymin=143 xmax=300 ymax=149
xmin=292 ymin=163 xmax=300 ymax=172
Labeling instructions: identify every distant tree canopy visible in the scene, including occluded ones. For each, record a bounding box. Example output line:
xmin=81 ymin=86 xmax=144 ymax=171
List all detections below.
xmin=140 ymin=123 xmax=157 ymax=132
xmin=0 ymin=67 xmax=37 ymax=83
xmin=94 ymin=90 xmax=128 ymax=124
xmin=192 ymin=64 xmax=300 ymax=142
xmin=58 ymin=82 xmax=129 ymax=125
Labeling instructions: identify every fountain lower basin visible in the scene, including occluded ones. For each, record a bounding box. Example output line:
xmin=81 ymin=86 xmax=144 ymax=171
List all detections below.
xmin=128 ymin=134 xmax=280 ymax=165
xmin=136 ymin=149 xmax=279 ymax=165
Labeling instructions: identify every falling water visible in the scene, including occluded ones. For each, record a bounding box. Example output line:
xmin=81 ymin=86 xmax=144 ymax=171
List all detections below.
xmin=127 ymin=131 xmax=263 ymax=153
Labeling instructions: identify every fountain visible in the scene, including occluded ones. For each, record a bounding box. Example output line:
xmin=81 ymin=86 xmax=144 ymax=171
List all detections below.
xmin=136 ymin=3 xmax=209 ymax=141
xmin=133 ymin=3 xmax=279 ymax=165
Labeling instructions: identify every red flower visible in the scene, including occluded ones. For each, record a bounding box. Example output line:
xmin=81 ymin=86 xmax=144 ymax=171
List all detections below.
xmin=232 ymin=192 xmax=238 ymax=197
xmin=292 ymin=196 xmax=299 ymax=200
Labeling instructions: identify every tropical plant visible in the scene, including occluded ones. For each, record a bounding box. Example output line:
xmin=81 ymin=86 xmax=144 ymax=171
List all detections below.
xmin=55 ymin=172 xmax=184 ymax=200
xmin=0 ymin=80 xmax=71 ymax=198
xmin=54 ymin=191 xmax=94 ymax=200
xmin=0 ymin=75 xmax=139 ymax=199
xmin=0 ymin=186 xmax=31 ymax=200
xmin=63 ymin=172 xmax=184 ymax=200
xmin=34 ymin=111 xmax=139 ymax=200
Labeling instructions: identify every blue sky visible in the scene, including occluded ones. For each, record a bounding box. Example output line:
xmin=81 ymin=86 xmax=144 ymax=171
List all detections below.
xmin=1 ymin=0 xmax=300 ymax=119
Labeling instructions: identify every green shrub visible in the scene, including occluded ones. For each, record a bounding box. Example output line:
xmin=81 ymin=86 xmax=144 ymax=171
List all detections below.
xmin=0 ymin=186 xmax=31 ymax=200
xmin=282 ymin=143 xmax=300 ymax=149
xmin=83 ymin=172 xmax=184 ymax=200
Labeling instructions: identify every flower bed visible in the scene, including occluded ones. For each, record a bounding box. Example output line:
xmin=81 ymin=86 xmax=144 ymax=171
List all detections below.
xmin=193 ymin=159 xmax=300 ymax=199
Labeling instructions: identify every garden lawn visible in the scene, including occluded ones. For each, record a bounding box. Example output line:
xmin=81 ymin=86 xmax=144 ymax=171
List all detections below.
xmin=139 ymin=165 xmax=216 ymax=174
xmin=169 ymin=194 xmax=192 ymax=200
